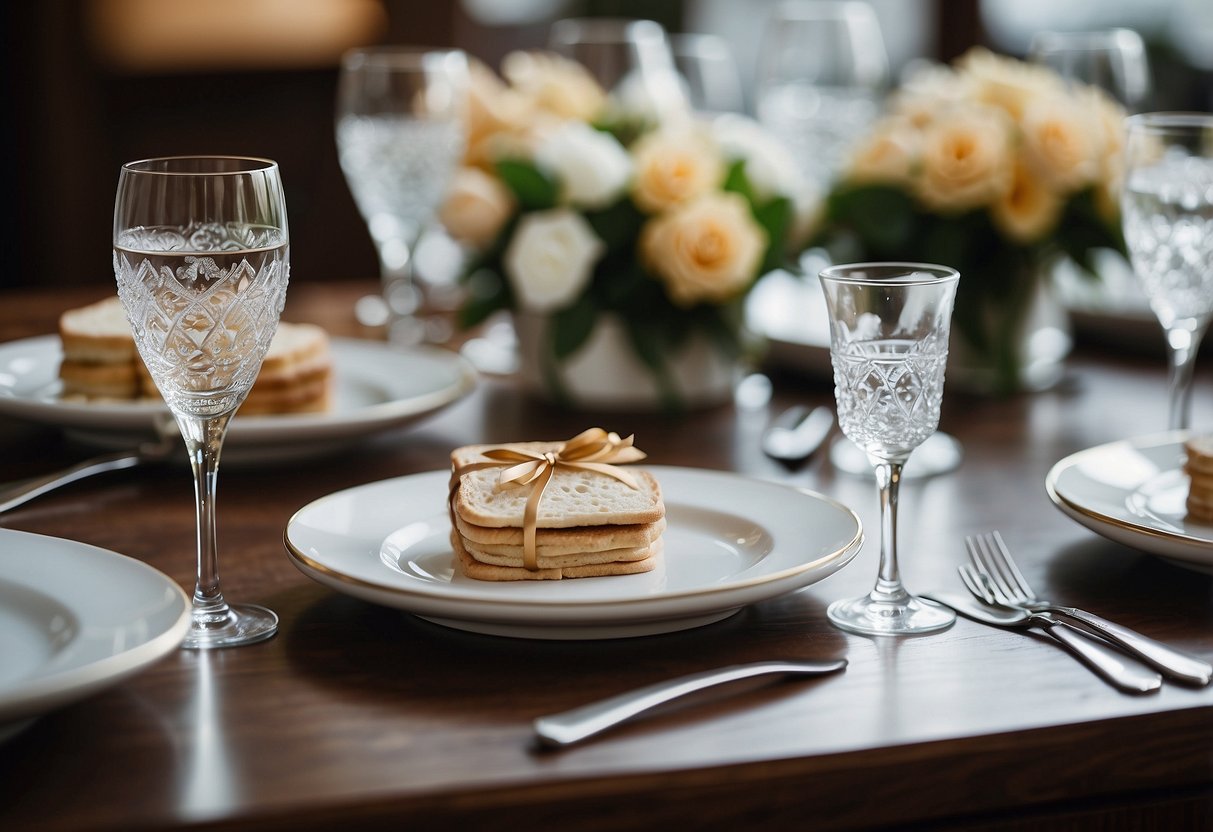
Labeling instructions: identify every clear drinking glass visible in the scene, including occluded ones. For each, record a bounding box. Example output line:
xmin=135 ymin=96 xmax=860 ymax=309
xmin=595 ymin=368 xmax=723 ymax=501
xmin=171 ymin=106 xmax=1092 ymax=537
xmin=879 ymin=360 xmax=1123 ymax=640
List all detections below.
xmin=820 ymin=263 xmax=959 ymax=635
xmin=754 ymin=0 xmax=888 ymax=190
xmin=1121 ymin=113 xmax=1213 ymax=432
xmin=1028 ymin=28 xmax=1151 ymax=112
xmin=113 ymin=156 xmax=290 ymax=648
xmin=670 ymin=33 xmax=744 ymax=116
xmin=548 ymin=17 xmax=689 ymax=123
xmin=336 ymin=47 xmax=468 ymax=345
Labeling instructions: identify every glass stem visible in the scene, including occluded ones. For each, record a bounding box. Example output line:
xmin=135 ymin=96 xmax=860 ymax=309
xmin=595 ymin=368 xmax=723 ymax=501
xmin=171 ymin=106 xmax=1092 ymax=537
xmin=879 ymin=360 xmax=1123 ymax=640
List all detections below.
xmin=870 ymin=458 xmax=909 ymax=604
xmin=177 ymin=412 xmax=234 ymax=628
xmin=1165 ymin=321 xmax=1208 ymax=432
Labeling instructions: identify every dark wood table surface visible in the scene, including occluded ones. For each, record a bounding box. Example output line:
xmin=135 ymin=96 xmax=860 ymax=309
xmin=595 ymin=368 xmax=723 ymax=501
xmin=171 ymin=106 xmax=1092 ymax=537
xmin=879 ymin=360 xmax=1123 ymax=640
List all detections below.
xmin=0 ymin=281 xmax=1210 ymax=831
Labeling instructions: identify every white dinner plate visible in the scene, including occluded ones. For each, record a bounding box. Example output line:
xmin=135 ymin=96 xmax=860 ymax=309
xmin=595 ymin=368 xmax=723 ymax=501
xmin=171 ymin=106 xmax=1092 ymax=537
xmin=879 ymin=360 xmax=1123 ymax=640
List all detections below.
xmin=0 ymin=335 xmax=477 ymax=463
xmin=1046 ymin=431 xmax=1213 ymax=573
xmin=285 ymin=466 xmax=863 ymax=639
xmin=0 ymin=528 xmax=189 ymax=738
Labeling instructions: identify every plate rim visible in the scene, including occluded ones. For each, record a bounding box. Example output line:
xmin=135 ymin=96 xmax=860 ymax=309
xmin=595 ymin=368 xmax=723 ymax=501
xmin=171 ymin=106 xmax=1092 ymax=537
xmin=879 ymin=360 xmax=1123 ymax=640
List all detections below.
xmin=283 ymin=465 xmax=863 ymax=614
xmin=1045 ymin=430 xmax=1213 ymax=556
xmin=0 ymin=333 xmax=478 ymax=442
xmin=0 ymin=528 xmax=190 ymax=723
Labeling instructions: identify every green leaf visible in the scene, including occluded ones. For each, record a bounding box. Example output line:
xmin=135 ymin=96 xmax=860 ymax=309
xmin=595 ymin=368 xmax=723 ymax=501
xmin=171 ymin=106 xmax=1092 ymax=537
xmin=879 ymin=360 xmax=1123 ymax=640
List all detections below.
xmin=826 ymin=185 xmax=916 ymax=253
xmin=549 ymin=294 xmax=597 ymax=359
xmin=585 ymin=199 xmax=645 ymax=251
xmin=721 ymin=159 xmax=756 ymax=203
xmin=753 ymin=196 xmax=792 ymax=274
xmin=494 ymin=159 xmax=558 ymax=210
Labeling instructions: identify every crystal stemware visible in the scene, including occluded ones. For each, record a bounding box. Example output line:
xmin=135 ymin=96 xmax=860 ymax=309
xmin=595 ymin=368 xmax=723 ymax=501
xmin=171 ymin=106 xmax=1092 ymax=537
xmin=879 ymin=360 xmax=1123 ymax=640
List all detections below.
xmin=548 ymin=17 xmax=689 ymax=124
xmin=113 ymin=156 xmax=290 ymax=649
xmin=1028 ymin=28 xmax=1151 ymax=112
xmin=336 ymin=47 xmax=468 ymax=345
xmin=820 ymin=262 xmax=959 ymax=635
xmin=754 ymin=0 xmax=888 ymax=190
xmin=1121 ymin=112 xmax=1213 ymax=432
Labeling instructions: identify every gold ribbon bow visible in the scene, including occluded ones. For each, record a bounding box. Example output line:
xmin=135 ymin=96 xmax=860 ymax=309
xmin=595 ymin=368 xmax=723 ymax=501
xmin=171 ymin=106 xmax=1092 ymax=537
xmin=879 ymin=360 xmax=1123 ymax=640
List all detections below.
xmin=449 ymin=428 xmax=647 ymax=571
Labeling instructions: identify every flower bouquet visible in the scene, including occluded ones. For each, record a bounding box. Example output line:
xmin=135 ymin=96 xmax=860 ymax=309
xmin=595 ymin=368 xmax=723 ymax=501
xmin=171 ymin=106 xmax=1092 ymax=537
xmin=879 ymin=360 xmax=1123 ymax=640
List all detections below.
xmin=807 ymin=47 xmax=1128 ymax=395
xmin=439 ymin=51 xmax=814 ymax=410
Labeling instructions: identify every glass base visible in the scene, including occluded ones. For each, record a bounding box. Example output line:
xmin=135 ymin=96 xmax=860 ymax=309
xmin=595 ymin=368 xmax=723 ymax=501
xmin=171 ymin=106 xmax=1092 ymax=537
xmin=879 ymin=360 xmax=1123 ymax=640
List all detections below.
xmin=830 ymin=432 xmax=963 ymax=480
xmin=182 ymin=603 xmax=278 ymax=649
xmin=828 ymin=593 xmax=955 ymax=636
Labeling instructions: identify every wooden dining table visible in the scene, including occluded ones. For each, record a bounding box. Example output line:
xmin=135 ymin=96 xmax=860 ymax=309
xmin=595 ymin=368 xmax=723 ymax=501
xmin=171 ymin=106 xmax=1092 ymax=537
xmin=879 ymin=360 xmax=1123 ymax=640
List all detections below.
xmin=0 ymin=280 xmax=1210 ymax=831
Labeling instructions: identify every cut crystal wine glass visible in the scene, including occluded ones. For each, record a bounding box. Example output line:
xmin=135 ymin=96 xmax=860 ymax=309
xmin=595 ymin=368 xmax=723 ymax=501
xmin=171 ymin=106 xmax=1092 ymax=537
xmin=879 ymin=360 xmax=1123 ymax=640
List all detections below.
xmin=113 ymin=156 xmax=290 ymax=649
xmin=1121 ymin=112 xmax=1213 ymax=433
xmin=820 ymin=262 xmax=959 ymax=636
xmin=336 ymin=47 xmax=468 ymax=345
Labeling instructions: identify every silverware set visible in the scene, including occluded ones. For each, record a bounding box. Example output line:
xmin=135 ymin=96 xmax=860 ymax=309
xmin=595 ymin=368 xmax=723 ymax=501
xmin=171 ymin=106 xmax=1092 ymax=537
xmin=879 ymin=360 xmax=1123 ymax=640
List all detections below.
xmin=927 ymin=530 xmax=1210 ymax=693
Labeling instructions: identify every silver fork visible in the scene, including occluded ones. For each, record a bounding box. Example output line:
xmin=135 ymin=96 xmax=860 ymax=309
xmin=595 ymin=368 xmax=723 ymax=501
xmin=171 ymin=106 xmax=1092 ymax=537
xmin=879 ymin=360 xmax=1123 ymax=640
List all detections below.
xmin=966 ymin=531 xmax=1211 ymax=686
xmin=957 ymin=565 xmax=1161 ymax=693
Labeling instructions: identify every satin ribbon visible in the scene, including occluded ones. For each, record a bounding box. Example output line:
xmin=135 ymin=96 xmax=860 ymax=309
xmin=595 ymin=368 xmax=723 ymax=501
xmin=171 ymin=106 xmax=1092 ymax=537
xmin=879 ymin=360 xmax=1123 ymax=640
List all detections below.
xmin=449 ymin=428 xmax=647 ymax=570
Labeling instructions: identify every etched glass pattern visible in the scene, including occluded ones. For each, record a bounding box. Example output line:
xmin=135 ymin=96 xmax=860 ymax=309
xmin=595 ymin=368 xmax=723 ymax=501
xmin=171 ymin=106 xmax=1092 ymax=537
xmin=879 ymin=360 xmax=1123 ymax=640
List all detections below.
xmin=114 ymin=223 xmax=289 ymax=417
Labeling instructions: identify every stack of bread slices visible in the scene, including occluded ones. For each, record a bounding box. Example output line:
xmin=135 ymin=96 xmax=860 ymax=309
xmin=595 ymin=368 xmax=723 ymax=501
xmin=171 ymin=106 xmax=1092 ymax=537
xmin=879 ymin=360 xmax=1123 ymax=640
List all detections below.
xmin=449 ymin=441 xmax=666 ymax=581
xmin=58 ymin=295 xmax=334 ymax=415
xmin=1185 ymin=435 xmax=1213 ymax=523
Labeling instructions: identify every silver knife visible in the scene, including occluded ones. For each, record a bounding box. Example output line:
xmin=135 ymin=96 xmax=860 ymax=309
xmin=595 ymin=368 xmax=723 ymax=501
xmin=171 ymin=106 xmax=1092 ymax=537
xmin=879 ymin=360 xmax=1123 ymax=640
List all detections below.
xmin=921 ymin=592 xmax=1162 ymax=694
xmin=533 ymin=659 xmax=847 ymax=748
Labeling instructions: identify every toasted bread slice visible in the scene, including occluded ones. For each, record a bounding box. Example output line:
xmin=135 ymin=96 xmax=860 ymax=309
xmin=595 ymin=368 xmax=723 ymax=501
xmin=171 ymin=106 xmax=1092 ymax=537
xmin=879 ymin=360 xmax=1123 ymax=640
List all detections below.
xmin=451 ymin=440 xmax=664 ymax=529
xmin=461 ymin=537 xmax=653 ymax=568
xmin=58 ymin=296 xmax=137 ymax=364
xmin=451 ymin=531 xmax=661 ymax=581
xmin=453 ymin=512 xmax=664 ymax=552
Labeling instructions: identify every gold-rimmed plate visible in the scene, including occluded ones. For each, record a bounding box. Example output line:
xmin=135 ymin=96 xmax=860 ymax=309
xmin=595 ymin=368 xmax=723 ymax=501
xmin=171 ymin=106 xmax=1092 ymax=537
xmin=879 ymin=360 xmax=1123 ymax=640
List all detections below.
xmin=284 ymin=466 xmax=863 ymax=639
xmin=1046 ymin=431 xmax=1213 ymax=573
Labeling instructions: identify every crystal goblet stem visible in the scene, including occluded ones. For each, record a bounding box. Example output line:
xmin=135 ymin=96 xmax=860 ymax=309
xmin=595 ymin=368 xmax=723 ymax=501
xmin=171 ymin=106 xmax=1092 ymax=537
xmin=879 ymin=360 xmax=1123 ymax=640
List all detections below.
xmin=114 ymin=155 xmax=288 ymax=649
xmin=821 ymin=262 xmax=959 ymax=636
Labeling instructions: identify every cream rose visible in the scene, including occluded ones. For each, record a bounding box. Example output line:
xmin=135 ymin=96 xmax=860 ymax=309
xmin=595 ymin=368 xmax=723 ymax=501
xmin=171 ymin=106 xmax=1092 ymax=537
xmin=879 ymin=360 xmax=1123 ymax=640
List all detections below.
xmin=501 ymin=50 xmax=606 ymax=123
xmin=438 ymin=167 xmax=515 ymax=249
xmin=710 ymin=114 xmax=803 ymax=201
xmin=639 ymin=193 xmax=767 ymax=307
xmin=1020 ymin=95 xmax=1101 ymax=192
xmin=915 ymin=106 xmax=1013 ymax=212
xmin=990 ymin=156 xmax=1063 ymax=244
xmin=504 ymin=209 xmax=604 ymax=312
xmin=630 ymin=127 xmax=724 ymax=214
xmin=846 ymin=117 xmax=921 ymax=185
xmin=956 ymin=47 xmax=1063 ymax=121
xmin=534 ymin=122 xmax=633 ymax=210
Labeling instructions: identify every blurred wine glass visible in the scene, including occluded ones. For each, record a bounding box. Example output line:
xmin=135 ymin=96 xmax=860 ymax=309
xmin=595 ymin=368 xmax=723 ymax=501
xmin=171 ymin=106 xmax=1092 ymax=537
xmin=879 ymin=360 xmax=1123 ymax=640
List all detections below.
xmin=548 ymin=17 xmax=690 ymax=123
xmin=754 ymin=0 xmax=889 ymax=190
xmin=1028 ymin=28 xmax=1151 ymax=112
xmin=1121 ymin=113 xmax=1213 ymax=432
xmin=336 ymin=47 xmax=468 ymax=345
xmin=1029 ymin=29 xmax=1153 ymax=333
xmin=670 ymin=33 xmax=745 ymax=116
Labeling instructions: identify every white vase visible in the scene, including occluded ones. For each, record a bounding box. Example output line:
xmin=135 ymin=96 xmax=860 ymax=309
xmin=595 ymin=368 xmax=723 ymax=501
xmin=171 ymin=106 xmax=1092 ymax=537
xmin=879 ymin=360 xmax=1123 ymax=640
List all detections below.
xmin=512 ymin=312 xmax=740 ymax=411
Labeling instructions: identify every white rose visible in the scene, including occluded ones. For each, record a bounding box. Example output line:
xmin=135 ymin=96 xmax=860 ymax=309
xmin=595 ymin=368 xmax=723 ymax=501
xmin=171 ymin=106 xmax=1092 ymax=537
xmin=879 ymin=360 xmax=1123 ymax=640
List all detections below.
xmin=504 ymin=209 xmax=605 ymax=312
xmin=533 ymin=122 xmax=632 ymax=210
xmin=710 ymin=114 xmax=805 ymax=201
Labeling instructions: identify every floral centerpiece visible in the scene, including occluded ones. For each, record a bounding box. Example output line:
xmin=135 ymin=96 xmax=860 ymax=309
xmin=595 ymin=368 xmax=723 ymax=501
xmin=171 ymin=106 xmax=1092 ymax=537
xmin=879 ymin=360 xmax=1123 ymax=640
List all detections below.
xmin=439 ymin=51 xmax=814 ymax=410
xmin=806 ymin=47 xmax=1128 ymax=395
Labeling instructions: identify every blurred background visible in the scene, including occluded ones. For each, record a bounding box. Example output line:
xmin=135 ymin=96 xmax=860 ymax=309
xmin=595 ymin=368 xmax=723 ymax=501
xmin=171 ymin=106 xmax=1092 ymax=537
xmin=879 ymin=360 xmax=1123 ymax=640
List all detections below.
xmin=4 ymin=0 xmax=1211 ymax=291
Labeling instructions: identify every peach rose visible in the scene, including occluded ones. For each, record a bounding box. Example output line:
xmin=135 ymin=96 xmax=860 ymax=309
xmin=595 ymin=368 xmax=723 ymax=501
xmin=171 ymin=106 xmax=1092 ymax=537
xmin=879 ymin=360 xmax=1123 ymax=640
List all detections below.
xmin=501 ymin=50 xmax=606 ymax=123
xmin=915 ymin=106 xmax=1012 ymax=212
xmin=630 ymin=127 xmax=724 ymax=214
xmin=846 ymin=117 xmax=921 ymax=186
xmin=955 ymin=47 xmax=1063 ymax=121
xmin=1020 ymin=95 xmax=1101 ymax=192
xmin=438 ymin=167 xmax=515 ymax=249
xmin=639 ymin=193 xmax=767 ymax=306
xmin=990 ymin=155 xmax=1063 ymax=244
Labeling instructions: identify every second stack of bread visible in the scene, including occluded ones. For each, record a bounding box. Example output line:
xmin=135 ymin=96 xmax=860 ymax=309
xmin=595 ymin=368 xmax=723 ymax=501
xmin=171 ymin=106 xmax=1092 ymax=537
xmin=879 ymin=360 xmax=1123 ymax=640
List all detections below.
xmin=1185 ymin=435 xmax=1213 ymax=523
xmin=59 ymin=295 xmax=334 ymax=415
xmin=449 ymin=441 xmax=666 ymax=581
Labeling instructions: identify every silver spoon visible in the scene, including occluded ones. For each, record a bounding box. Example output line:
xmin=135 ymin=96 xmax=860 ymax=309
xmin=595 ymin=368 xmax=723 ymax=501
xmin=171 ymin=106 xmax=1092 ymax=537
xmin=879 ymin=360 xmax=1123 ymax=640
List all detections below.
xmin=761 ymin=405 xmax=834 ymax=469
